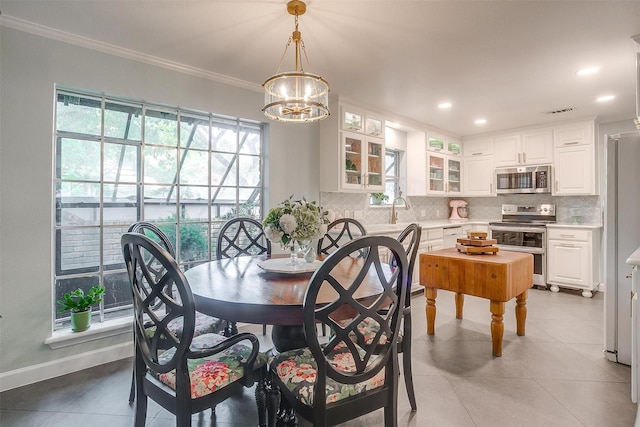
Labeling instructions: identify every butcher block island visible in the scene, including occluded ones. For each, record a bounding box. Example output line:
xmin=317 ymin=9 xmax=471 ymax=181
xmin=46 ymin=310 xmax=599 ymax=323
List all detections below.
xmin=419 ymin=248 xmax=534 ymax=356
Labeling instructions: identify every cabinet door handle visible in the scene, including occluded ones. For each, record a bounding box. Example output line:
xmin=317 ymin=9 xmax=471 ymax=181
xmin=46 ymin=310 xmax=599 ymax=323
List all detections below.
xmin=560 ymin=234 xmax=575 ymax=238
xmin=564 ymin=141 xmax=579 ymax=146
xmin=490 ymin=183 xmax=493 ymax=193
xmin=555 ymin=180 xmax=558 ymax=192
xmin=472 ymin=152 xmax=483 ymax=156
xmin=558 ymin=244 xmax=576 ymax=248
xmin=518 ymin=153 xmax=521 ymax=163
xmin=523 ymin=152 xmax=526 ymax=163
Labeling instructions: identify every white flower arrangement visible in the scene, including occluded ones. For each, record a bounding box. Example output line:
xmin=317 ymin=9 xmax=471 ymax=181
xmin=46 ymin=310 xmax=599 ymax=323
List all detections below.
xmin=262 ymin=196 xmax=329 ymax=249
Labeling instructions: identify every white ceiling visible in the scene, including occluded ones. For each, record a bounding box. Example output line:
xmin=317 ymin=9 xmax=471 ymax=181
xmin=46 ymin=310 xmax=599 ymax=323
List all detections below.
xmin=2 ymin=0 xmax=640 ymax=136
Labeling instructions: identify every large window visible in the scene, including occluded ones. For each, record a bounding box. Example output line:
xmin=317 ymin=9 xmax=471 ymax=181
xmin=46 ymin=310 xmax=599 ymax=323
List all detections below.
xmin=54 ymin=89 xmax=264 ymax=328
xmin=384 ymin=149 xmax=400 ymax=201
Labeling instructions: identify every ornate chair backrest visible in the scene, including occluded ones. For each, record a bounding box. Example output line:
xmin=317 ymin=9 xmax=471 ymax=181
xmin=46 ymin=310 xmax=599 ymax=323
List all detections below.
xmin=128 ymin=222 xmax=175 ymax=257
xmin=393 ymin=223 xmax=422 ymax=304
xmin=216 ymin=217 xmax=271 ymax=260
xmin=317 ymin=218 xmax=367 ymax=257
xmin=128 ymin=222 xmax=176 ymax=309
xmin=122 ymin=232 xmax=194 ymax=375
xmin=303 ymin=235 xmax=408 ymax=411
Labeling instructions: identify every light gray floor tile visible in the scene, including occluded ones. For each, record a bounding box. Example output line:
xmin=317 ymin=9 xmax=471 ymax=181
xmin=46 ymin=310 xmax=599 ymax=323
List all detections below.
xmin=448 ymin=376 xmax=584 ymax=427
xmin=537 ymin=378 xmax=636 ymax=427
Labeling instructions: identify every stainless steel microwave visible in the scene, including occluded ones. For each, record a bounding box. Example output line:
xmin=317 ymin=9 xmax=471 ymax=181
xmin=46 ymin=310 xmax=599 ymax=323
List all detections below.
xmin=495 ymin=165 xmax=552 ymax=194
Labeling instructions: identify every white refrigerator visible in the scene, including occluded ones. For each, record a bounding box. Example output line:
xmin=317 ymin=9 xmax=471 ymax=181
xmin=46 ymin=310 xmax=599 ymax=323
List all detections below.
xmin=604 ymin=131 xmax=640 ymax=370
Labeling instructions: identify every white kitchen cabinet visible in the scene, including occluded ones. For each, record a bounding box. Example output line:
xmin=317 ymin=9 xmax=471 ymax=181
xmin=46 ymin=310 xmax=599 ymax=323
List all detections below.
xmin=427 ymin=133 xmax=462 ymax=156
xmin=320 ymin=100 xmax=386 ymax=193
xmin=552 ymin=121 xmax=596 ymax=195
xmin=342 ymin=132 xmax=385 ymax=191
xmin=463 ymin=136 xmax=493 ymax=157
xmin=494 ymin=129 xmax=553 ymax=167
xmin=423 ymin=228 xmax=444 ymax=252
xmin=341 ymin=104 xmax=385 ymax=138
xmin=547 ymin=227 xmax=600 ymax=297
xmin=493 ymin=133 xmax=522 ymax=167
xmin=463 ymin=154 xmax=494 ymax=196
xmin=427 ymin=152 xmax=462 ymax=196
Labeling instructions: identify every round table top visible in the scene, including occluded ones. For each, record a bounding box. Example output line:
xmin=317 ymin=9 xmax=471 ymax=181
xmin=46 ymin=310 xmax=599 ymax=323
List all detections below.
xmin=185 ymin=255 xmax=389 ymax=326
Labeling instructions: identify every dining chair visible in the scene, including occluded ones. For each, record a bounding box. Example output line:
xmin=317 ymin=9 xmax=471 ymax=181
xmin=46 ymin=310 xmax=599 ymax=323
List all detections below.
xmin=216 ymin=217 xmax=271 ymax=336
xmin=316 ymin=218 xmax=367 ymax=256
xmin=353 ymin=223 xmax=421 ymax=411
xmin=122 ymin=232 xmax=266 ymax=427
xmin=126 ymin=221 xmax=226 ymax=403
xmin=268 ymin=235 xmax=409 ymax=427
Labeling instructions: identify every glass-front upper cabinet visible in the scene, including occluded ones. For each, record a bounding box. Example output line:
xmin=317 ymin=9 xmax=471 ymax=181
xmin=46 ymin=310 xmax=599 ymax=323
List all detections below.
xmin=342 ymin=106 xmax=364 ymax=133
xmin=447 ymin=157 xmax=462 ymax=194
xmin=447 ymin=138 xmax=462 ymax=156
xmin=428 ymin=133 xmax=462 ymax=156
xmin=428 ymin=153 xmax=445 ymax=193
xmin=365 ymin=114 xmax=384 ymax=138
xmin=366 ymin=139 xmax=384 ymax=188
xmin=342 ymin=132 xmax=384 ymax=191
xmin=428 ymin=136 xmax=446 ymax=152
xmin=427 ymin=152 xmax=462 ymax=195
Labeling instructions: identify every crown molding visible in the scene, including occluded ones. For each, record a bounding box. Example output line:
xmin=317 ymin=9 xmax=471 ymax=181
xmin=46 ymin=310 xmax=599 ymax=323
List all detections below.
xmin=0 ymin=15 xmax=263 ymax=93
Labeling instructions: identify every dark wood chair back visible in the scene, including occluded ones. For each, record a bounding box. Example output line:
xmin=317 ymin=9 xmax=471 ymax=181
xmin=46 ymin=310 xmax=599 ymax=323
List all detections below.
xmin=122 ymin=232 xmax=194 ymax=373
xmin=316 ymin=218 xmax=367 ymax=256
xmin=216 ymin=217 xmax=271 ymax=260
xmin=303 ymin=235 xmax=408 ymax=425
xmin=121 ymin=232 xmax=262 ymax=426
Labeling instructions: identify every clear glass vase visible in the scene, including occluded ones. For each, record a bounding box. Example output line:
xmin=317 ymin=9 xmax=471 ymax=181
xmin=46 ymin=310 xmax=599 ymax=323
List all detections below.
xmin=288 ymin=241 xmax=298 ymax=265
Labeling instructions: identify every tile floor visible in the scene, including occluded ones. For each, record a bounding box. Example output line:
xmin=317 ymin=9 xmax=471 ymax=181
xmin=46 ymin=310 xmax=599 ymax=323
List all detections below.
xmin=1 ymin=288 xmax=637 ymax=426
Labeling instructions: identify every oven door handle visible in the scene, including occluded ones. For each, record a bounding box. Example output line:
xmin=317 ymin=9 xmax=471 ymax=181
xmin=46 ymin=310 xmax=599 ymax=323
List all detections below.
xmin=495 ymin=245 xmax=545 ymax=255
xmin=489 ymin=225 xmax=547 ymax=234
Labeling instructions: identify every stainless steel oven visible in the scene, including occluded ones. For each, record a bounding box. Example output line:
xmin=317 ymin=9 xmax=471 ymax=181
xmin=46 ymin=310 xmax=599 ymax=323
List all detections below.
xmin=489 ymin=204 xmax=556 ymax=287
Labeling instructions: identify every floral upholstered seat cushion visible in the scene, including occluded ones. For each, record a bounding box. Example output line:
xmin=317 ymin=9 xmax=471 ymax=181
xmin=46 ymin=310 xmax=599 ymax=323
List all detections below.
xmin=145 ymin=312 xmax=226 ymax=340
xmin=153 ymin=333 xmax=267 ymax=399
xmin=271 ymin=342 xmax=385 ymax=405
xmin=337 ymin=318 xmax=390 ymax=346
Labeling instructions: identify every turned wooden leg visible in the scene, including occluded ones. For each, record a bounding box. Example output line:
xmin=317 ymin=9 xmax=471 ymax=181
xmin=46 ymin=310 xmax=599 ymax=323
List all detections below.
xmin=255 ymin=374 xmax=267 ymax=427
xmin=515 ymin=290 xmax=528 ymax=336
xmin=490 ymin=300 xmax=505 ymax=357
xmin=266 ymin=384 xmax=281 ymax=427
xmin=425 ymin=287 xmax=437 ymax=335
xmin=455 ymin=292 xmax=464 ymax=319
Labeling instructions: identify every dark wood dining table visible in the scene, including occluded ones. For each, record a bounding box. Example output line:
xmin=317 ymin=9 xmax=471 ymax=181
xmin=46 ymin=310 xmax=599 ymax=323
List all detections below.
xmin=185 ymin=254 xmax=390 ymax=352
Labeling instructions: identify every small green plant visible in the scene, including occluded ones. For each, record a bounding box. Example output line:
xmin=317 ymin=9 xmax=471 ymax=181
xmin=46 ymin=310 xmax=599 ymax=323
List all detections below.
xmin=370 ymin=193 xmax=389 ymax=204
xmin=57 ymin=285 xmax=105 ymax=313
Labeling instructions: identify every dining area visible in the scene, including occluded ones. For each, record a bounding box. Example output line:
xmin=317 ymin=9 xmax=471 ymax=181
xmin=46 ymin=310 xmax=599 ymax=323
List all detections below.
xmin=119 ymin=195 xmax=421 ymax=427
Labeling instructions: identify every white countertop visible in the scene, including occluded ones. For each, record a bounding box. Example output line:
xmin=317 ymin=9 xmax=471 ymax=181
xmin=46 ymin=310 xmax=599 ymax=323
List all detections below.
xmin=363 ymin=219 xmax=601 ymax=235
xmin=627 ymin=247 xmax=640 ymax=266
xmin=364 ymin=219 xmax=491 ymax=235
xmin=546 ymin=223 xmax=602 ymax=229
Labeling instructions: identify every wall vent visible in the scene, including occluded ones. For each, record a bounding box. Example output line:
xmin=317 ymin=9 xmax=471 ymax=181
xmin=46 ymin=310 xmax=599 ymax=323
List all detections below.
xmin=544 ymin=106 xmax=576 ymax=116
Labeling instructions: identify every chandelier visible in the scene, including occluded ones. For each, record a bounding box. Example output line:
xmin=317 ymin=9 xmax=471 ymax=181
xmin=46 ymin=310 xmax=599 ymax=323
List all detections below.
xmin=262 ymin=0 xmax=330 ymax=123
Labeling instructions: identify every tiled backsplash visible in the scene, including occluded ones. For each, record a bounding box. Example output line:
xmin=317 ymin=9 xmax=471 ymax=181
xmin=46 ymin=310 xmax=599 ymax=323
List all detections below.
xmin=320 ymin=192 xmax=601 ymax=225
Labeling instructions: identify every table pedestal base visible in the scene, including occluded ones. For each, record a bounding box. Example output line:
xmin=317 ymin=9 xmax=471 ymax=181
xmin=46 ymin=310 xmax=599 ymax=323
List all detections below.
xmin=271 ymin=325 xmax=307 ymax=353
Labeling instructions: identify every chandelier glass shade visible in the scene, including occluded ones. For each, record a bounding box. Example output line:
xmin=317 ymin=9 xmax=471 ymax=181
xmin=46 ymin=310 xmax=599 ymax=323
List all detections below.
xmin=262 ymin=1 xmax=330 ymax=123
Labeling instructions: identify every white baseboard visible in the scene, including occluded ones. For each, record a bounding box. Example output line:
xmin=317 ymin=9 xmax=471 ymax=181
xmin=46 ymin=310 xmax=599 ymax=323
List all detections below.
xmin=0 ymin=342 xmax=133 ymax=392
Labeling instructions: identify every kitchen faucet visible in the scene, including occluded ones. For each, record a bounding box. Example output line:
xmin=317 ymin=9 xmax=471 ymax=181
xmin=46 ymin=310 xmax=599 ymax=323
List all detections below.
xmin=390 ymin=191 xmax=410 ymax=224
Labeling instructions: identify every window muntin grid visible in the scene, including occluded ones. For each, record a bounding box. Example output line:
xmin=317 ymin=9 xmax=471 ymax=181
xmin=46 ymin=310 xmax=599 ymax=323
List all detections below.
xmin=53 ymin=89 xmax=264 ymax=329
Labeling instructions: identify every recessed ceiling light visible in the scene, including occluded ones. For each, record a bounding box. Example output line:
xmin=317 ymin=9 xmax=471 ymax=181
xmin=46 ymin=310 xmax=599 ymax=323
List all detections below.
xmin=474 ymin=119 xmax=487 ymax=125
xmin=438 ymin=103 xmax=452 ymax=109
xmin=576 ymin=67 xmax=600 ymax=76
xmin=596 ymin=95 xmax=615 ymax=102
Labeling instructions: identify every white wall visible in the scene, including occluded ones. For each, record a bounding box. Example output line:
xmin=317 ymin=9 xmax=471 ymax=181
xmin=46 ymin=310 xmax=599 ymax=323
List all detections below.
xmin=0 ymin=27 xmax=319 ymax=382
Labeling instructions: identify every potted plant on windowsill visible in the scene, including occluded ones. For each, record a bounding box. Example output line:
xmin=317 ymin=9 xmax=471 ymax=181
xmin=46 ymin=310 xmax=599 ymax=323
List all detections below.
xmin=370 ymin=193 xmax=389 ymax=205
xmin=57 ymin=285 xmax=106 ymax=332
